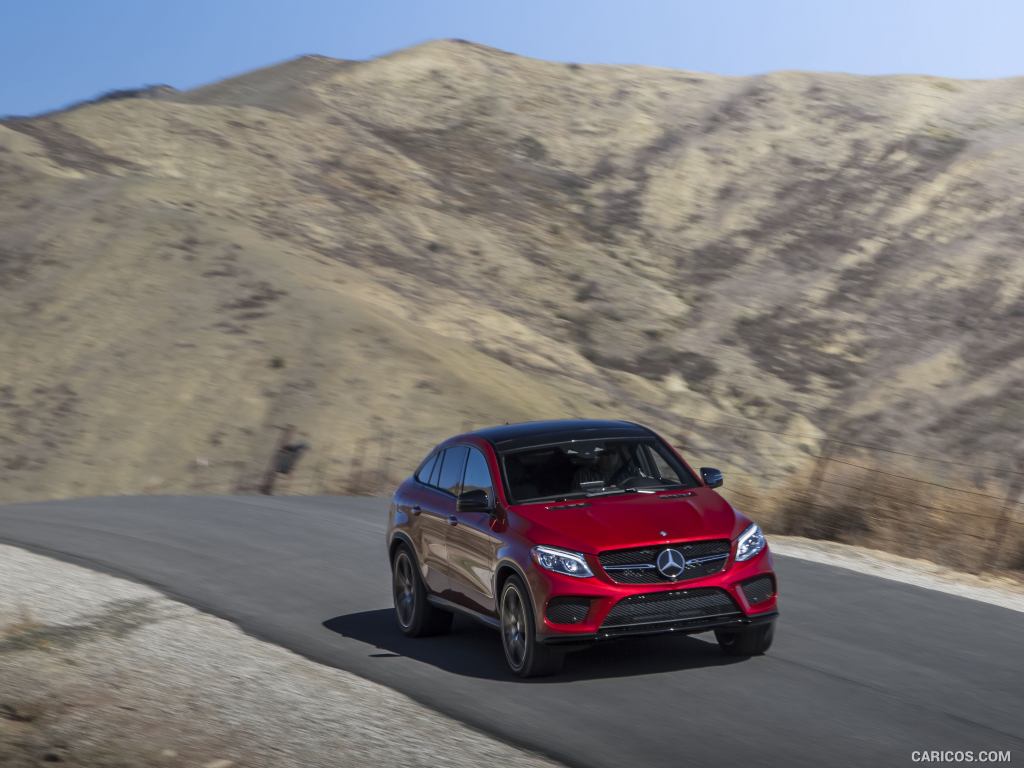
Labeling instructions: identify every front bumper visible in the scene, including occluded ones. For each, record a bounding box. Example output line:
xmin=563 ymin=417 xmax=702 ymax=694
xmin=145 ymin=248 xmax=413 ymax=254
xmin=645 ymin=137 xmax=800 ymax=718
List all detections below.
xmin=527 ymin=543 xmax=778 ymax=645
xmin=542 ymin=608 xmax=778 ymax=645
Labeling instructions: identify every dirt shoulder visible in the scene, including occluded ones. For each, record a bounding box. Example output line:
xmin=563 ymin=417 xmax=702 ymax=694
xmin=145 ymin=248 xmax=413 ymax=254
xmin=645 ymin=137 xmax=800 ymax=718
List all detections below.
xmin=0 ymin=544 xmax=561 ymax=768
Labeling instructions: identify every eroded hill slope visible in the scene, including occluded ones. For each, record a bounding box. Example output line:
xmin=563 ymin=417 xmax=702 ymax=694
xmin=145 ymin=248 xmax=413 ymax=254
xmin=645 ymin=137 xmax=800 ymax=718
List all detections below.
xmin=2 ymin=41 xmax=1023 ymax=519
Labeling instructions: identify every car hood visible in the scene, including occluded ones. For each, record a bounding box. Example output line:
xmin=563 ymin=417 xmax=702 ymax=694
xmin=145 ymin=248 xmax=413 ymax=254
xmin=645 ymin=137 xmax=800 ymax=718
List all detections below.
xmin=512 ymin=488 xmax=748 ymax=554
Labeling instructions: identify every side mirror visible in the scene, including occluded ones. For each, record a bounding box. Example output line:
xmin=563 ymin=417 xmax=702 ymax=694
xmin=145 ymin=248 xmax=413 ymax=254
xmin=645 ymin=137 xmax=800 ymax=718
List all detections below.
xmin=700 ymin=467 xmax=724 ymax=489
xmin=457 ymin=488 xmax=493 ymax=513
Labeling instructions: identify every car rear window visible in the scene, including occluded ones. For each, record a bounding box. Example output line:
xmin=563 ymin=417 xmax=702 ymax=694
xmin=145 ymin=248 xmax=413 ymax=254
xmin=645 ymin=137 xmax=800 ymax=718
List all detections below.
xmin=428 ymin=451 xmax=444 ymax=486
xmin=416 ymin=452 xmax=438 ymax=484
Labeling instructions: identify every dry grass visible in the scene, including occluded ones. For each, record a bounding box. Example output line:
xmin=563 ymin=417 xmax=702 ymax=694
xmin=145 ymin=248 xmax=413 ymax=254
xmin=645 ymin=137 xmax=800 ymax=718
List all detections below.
xmin=741 ymin=457 xmax=1024 ymax=575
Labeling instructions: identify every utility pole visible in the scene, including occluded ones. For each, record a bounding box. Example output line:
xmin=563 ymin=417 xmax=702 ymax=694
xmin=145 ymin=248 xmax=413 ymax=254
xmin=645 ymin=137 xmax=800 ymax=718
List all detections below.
xmin=986 ymin=447 xmax=1024 ymax=571
xmin=785 ymin=437 xmax=835 ymax=533
xmin=259 ymin=425 xmax=294 ymax=495
xmin=376 ymin=434 xmax=392 ymax=494
xmin=349 ymin=437 xmax=368 ymax=494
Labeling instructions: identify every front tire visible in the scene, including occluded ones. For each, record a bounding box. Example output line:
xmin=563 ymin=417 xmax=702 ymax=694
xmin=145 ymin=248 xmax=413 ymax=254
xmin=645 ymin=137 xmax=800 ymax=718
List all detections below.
xmin=392 ymin=546 xmax=452 ymax=637
xmin=500 ymin=575 xmax=563 ymax=677
xmin=715 ymin=620 xmax=775 ymax=656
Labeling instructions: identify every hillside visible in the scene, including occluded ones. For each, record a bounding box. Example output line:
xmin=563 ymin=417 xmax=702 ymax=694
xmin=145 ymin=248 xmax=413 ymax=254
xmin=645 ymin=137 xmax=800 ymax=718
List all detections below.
xmin=1 ymin=41 xmax=1022 ymax=564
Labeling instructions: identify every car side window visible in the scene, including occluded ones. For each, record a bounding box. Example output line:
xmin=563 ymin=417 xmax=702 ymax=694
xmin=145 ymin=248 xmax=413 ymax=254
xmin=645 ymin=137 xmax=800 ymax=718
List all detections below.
xmin=429 ymin=450 xmax=445 ymax=487
xmin=416 ymin=452 xmax=438 ymax=484
xmin=437 ymin=445 xmax=469 ymax=495
xmin=461 ymin=447 xmax=493 ymax=501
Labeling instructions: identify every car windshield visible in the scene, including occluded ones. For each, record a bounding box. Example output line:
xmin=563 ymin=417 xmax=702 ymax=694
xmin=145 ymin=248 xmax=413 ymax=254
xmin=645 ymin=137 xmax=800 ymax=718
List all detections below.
xmin=500 ymin=437 xmax=698 ymax=504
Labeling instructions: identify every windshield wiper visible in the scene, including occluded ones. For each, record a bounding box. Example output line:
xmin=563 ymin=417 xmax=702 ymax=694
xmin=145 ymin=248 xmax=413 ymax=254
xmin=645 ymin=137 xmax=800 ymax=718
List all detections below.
xmin=584 ymin=487 xmax=638 ymax=498
xmin=622 ymin=483 xmax=686 ymax=493
xmin=545 ymin=492 xmax=589 ymax=503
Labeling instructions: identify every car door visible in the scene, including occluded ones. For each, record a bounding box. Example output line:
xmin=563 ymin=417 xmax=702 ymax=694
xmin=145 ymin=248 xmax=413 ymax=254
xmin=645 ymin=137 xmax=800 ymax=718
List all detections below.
xmin=445 ymin=445 xmax=502 ymax=615
xmin=402 ymin=447 xmax=458 ymax=594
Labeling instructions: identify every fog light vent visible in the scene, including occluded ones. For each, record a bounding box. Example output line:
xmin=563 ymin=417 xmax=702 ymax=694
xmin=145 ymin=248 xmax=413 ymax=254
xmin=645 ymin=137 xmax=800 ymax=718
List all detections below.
xmin=546 ymin=597 xmax=591 ymax=624
xmin=741 ymin=576 xmax=775 ymax=606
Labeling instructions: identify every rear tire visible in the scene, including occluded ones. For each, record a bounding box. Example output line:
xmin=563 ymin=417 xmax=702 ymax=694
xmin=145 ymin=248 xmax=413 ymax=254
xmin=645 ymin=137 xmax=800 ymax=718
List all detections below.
xmin=715 ymin=621 xmax=775 ymax=656
xmin=392 ymin=546 xmax=453 ymax=637
xmin=500 ymin=575 xmax=564 ymax=677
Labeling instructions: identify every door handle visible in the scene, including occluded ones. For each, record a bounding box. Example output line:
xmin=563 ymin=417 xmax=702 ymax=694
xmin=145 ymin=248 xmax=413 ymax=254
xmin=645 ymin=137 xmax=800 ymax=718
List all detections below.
xmin=447 ymin=515 xmax=459 ymax=526
xmin=411 ymin=505 xmax=422 ymax=515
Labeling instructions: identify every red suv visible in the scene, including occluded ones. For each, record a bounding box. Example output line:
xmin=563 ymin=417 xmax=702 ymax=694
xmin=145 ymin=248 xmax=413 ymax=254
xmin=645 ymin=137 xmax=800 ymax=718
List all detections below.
xmin=386 ymin=419 xmax=777 ymax=676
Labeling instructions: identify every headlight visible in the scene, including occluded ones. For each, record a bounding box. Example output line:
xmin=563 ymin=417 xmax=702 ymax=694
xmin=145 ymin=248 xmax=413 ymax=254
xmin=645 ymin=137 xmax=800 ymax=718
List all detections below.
xmin=531 ymin=546 xmax=594 ymax=578
xmin=735 ymin=523 xmax=766 ymax=562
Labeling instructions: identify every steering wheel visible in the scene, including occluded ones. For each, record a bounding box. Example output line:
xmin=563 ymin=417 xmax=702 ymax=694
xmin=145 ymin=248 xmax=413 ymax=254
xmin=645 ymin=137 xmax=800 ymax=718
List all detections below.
xmin=611 ymin=467 xmax=650 ymax=488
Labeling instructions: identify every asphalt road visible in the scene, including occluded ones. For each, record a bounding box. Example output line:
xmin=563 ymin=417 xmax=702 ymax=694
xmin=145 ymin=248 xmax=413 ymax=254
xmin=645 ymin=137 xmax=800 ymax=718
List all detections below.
xmin=1 ymin=495 xmax=1021 ymax=768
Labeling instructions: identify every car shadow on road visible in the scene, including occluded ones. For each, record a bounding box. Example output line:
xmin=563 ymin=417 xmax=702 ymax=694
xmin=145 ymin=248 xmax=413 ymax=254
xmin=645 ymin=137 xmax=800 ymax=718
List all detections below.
xmin=323 ymin=609 xmax=747 ymax=682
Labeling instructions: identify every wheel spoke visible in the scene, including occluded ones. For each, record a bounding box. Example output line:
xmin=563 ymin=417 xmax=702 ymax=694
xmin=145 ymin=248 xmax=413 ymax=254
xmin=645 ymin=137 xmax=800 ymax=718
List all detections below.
xmin=393 ymin=555 xmax=416 ymax=626
xmin=502 ymin=588 xmax=528 ymax=668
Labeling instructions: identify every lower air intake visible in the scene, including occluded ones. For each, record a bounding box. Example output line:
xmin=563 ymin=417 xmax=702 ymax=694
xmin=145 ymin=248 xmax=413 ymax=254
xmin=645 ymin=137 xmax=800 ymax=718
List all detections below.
xmin=601 ymin=588 xmax=739 ymax=630
xmin=546 ymin=597 xmax=591 ymax=624
xmin=740 ymin=576 xmax=775 ymax=606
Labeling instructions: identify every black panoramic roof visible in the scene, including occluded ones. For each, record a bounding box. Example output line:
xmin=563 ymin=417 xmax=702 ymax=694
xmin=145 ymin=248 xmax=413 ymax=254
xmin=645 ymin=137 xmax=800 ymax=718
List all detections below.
xmin=470 ymin=419 xmax=655 ymax=451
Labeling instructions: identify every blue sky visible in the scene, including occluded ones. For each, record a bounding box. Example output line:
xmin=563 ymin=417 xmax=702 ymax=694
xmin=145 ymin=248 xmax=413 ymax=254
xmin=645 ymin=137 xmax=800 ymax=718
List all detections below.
xmin=2 ymin=0 xmax=1022 ymax=116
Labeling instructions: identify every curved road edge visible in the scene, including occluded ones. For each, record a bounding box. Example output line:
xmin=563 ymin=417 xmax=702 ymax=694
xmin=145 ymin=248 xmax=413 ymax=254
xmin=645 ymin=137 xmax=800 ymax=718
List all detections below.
xmin=770 ymin=535 xmax=1023 ymax=612
xmin=0 ymin=542 xmax=565 ymax=768
xmin=1 ymin=495 xmax=1021 ymax=768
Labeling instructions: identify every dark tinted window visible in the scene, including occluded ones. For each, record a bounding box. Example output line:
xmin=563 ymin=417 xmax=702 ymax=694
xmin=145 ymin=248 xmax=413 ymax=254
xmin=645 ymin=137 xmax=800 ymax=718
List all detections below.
xmin=416 ymin=452 xmax=438 ymax=484
xmin=501 ymin=438 xmax=697 ymax=502
xmin=437 ymin=445 xmax=469 ymax=495
xmin=428 ymin=450 xmax=444 ymax=486
xmin=461 ymin=447 xmax=493 ymax=501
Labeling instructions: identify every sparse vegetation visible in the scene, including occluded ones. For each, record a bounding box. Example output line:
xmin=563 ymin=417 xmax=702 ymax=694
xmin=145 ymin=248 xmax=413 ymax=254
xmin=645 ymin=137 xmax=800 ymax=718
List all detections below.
xmin=517 ymin=136 xmax=547 ymax=161
xmin=1 ymin=42 xmax=1022 ymax=575
xmin=728 ymin=455 xmax=1024 ymax=576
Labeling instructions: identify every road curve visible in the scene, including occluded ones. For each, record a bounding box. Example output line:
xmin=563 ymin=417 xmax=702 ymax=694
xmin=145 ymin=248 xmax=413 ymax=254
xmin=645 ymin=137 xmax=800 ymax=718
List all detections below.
xmin=1 ymin=495 xmax=1021 ymax=768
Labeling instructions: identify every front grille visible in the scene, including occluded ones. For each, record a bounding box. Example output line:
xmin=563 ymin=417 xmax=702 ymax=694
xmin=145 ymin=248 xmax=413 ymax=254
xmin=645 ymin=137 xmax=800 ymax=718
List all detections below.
xmin=546 ymin=597 xmax=591 ymax=624
xmin=741 ymin=575 xmax=775 ymax=606
xmin=598 ymin=540 xmax=730 ymax=584
xmin=600 ymin=588 xmax=739 ymax=632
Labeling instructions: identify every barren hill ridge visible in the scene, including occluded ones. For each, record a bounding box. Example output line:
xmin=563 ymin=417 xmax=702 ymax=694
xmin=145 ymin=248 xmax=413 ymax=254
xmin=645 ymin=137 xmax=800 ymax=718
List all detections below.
xmin=2 ymin=40 xmax=1023 ymax=510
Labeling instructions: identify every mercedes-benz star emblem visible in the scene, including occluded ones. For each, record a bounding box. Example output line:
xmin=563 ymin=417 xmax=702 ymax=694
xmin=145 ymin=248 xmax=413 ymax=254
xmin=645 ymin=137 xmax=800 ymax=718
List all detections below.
xmin=656 ymin=548 xmax=686 ymax=579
